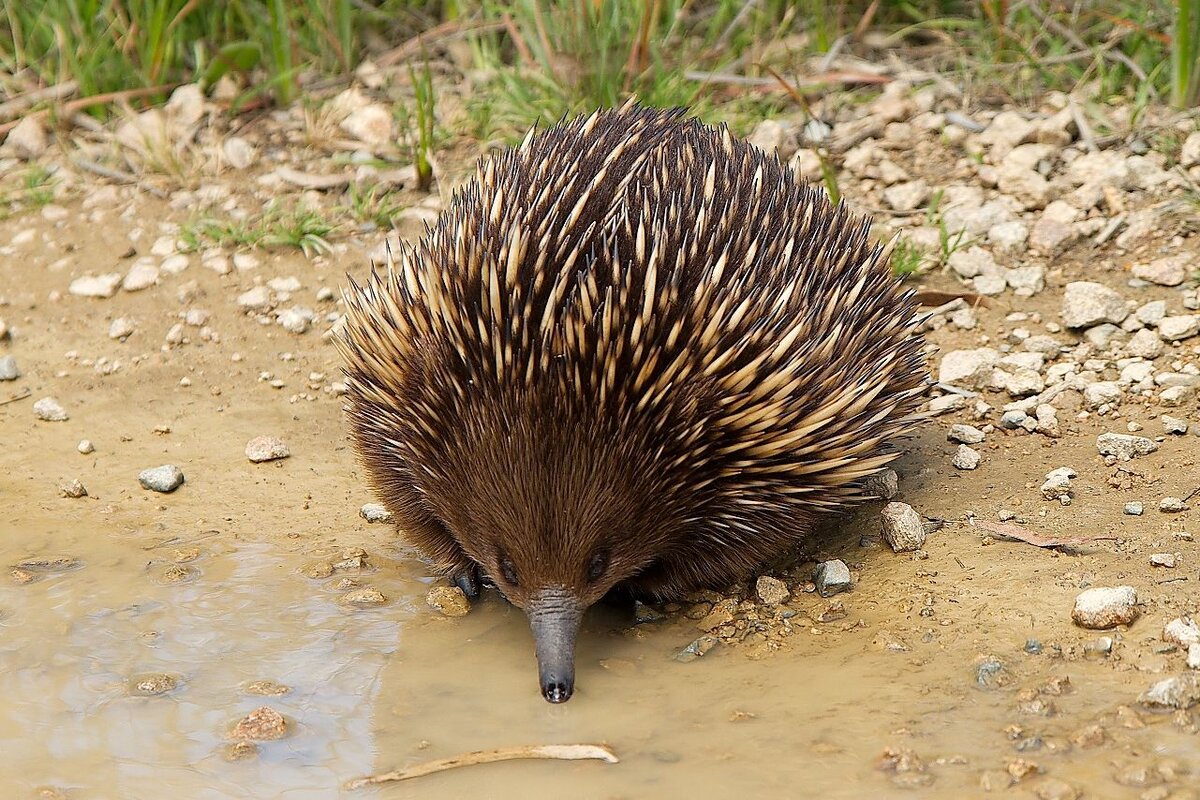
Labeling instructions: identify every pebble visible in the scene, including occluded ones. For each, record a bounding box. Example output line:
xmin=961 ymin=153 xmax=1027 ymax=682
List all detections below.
xmin=755 ymin=576 xmax=790 ymax=606
xmin=975 ymin=656 xmax=1011 ymax=689
xmin=675 ymin=635 xmax=718 ymax=662
xmin=33 ymin=397 xmax=68 ymax=421
xmin=77 ymin=440 xmax=94 ymax=454
xmin=1000 ymin=409 xmax=1028 ymax=429
xmin=426 ymin=585 xmax=471 ymax=617
xmin=937 ymin=347 xmax=999 ymax=389
xmin=1040 ymin=467 xmax=1075 ymax=502
xmin=359 ymin=503 xmax=392 ymax=523
xmin=68 ymin=273 xmax=123 ymax=299
xmin=861 ymin=467 xmax=899 ymax=500
xmin=1 ymin=115 xmax=48 ymax=159
xmin=59 ymin=479 xmax=87 ymax=498
xmin=138 ymin=464 xmax=185 ymax=493
xmin=1162 ymin=416 xmax=1189 ymax=436
xmin=1163 ymin=618 xmax=1200 ymax=647
xmin=1096 ymin=432 xmax=1158 ymax=460
xmin=1032 ymin=778 xmax=1080 ymax=800
xmin=880 ymin=501 xmax=926 ymax=552
xmin=948 ymin=424 xmax=985 ymax=444
xmin=1132 ymin=254 xmax=1189 ymax=286
xmin=1139 ymin=673 xmax=1200 ymax=710
xmin=0 ymin=355 xmax=19 ymax=381
xmin=1190 ymin=643 xmax=1200 ymax=670
xmin=1124 ymin=501 xmax=1144 ymax=516
xmin=122 ymin=263 xmax=159 ymax=292
xmin=1061 ymin=281 xmax=1129 ymax=328
xmin=1072 ymin=586 xmax=1138 ymax=629
xmin=108 ymin=317 xmax=135 ymax=340
xmin=952 ymin=444 xmax=981 ymax=470
xmin=223 ymin=136 xmax=257 ymax=169
xmin=230 ymin=706 xmax=288 ymax=740
xmin=814 ymin=559 xmax=852 ymax=597
xmin=1160 ymin=497 xmax=1188 ymax=513
xmin=341 ymin=587 xmax=387 ymax=607
xmin=245 ymin=680 xmax=290 ymax=697
xmin=237 ymin=287 xmax=272 ymax=310
xmin=1158 ymin=315 xmax=1200 ymax=342
xmin=1150 ymin=553 xmax=1177 ymax=568
xmin=129 ymin=673 xmax=178 ymax=696
xmin=245 ymin=436 xmax=290 ymax=463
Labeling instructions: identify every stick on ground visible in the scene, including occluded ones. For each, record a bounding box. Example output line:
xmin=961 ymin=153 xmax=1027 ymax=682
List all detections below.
xmin=345 ymin=743 xmax=619 ymax=790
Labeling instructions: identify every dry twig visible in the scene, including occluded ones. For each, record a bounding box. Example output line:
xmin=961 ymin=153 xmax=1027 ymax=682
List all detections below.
xmin=346 ymin=744 xmax=619 ymax=790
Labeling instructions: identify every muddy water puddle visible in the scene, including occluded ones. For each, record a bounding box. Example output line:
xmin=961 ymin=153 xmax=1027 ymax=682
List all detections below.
xmin=3 ymin=509 xmax=1196 ymax=799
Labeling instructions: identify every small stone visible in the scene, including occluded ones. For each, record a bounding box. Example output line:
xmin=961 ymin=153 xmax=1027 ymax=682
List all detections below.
xmin=1161 ymin=385 xmax=1195 ymax=407
xmin=108 ymin=317 xmax=135 ymax=340
xmin=755 ymin=576 xmax=790 ymax=606
xmin=77 ymin=439 xmax=94 ymax=454
xmin=276 ymin=306 xmax=314 ymax=334
xmin=1004 ymin=368 xmax=1044 ymax=397
xmin=880 ymin=501 xmax=926 ymax=552
xmin=948 ymin=424 xmax=985 ymax=444
xmin=359 ymin=503 xmax=392 ymax=523
xmin=223 ymin=741 xmax=258 ymax=761
xmin=341 ymin=587 xmax=387 ymax=607
xmin=814 ymin=559 xmax=852 ymax=597
xmin=1 ymin=115 xmax=48 ymax=159
xmin=675 ymin=635 xmax=718 ymax=662
xmin=1071 ymin=586 xmax=1138 ymax=629
xmin=427 ymin=585 xmax=471 ymax=617
xmin=230 ymin=706 xmax=288 ymax=740
xmin=341 ymin=104 xmax=393 ymax=147
xmin=1158 ymin=315 xmax=1200 ymax=342
xmin=1000 ymin=409 xmax=1029 ymax=429
xmin=938 ymin=347 xmax=1000 ymax=390
xmin=1126 ymin=328 xmax=1163 ymax=359
xmin=976 ymin=656 xmax=1011 ymax=689
xmin=1139 ymin=673 xmax=1200 ymax=710
xmin=58 ymin=479 xmax=87 ymax=498
xmin=68 ymin=273 xmax=123 ymax=299
xmin=237 ymin=286 xmax=272 ymax=310
xmin=1124 ymin=501 xmax=1144 ymax=516
xmin=1160 ymin=497 xmax=1188 ymax=513
xmin=883 ymin=180 xmax=929 ymax=211
xmin=129 ymin=673 xmax=178 ymax=696
xmin=1164 ymin=618 xmax=1200 ymax=647
xmin=947 ymin=246 xmax=999 ymax=279
xmin=122 ymin=263 xmax=159 ymax=292
xmin=1162 ymin=416 xmax=1189 ymax=436
xmin=1150 ymin=553 xmax=1177 ymax=568
xmin=973 ymin=273 xmax=1007 ymax=296
xmin=861 ymin=467 xmax=899 ymax=500
xmin=1096 ymin=432 xmax=1158 ymax=460
xmin=0 ymin=355 xmax=19 ymax=381
xmin=245 ymin=436 xmax=290 ymax=463
xmin=1032 ymin=778 xmax=1079 ymax=800
xmin=1083 ymin=381 xmax=1122 ymax=409
xmin=138 ymin=465 xmax=185 ymax=493
xmin=223 ymin=136 xmax=256 ymax=169
xmin=1061 ymin=281 xmax=1129 ymax=329
xmin=952 ymin=444 xmax=981 ymax=470
xmin=1133 ymin=255 xmax=1189 ymax=287
xmin=1040 ymin=467 xmax=1076 ymax=501
xmin=1189 ymin=642 xmax=1200 ymax=669
xmin=33 ymin=397 xmax=68 ymax=421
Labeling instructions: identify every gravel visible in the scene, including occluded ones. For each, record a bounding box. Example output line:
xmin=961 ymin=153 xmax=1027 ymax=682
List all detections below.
xmin=1071 ymin=586 xmax=1139 ymax=629
xmin=0 ymin=355 xmax=19 ymax=381
xmin=948 ymin=424 xmax=986 ymax=444
xmin=880 ymin=502 xmax=926 ymax=552
xmin=33 ymin=397 xmax=68 ymax=421
xmin=138 ymin=464 xmax=185 ymax=493
xmin=359 ymin=503 xmax=392 ymax=523
xmin=245 ymin=436 xmax=290 ymax=463
xmin=814 ymin=559 xmax=852 ymax=597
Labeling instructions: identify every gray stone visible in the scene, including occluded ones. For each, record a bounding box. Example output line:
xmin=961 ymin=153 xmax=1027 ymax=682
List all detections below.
xmin=1125 ymin=328 xmax=1163 ymax=359
xmin=1005 ymin=265 xmax=1045 ymax=295
xmin=32 ymin=396 xmax=67 ymax=421
xmin=755 ymin=576 xmax=791 ymax=606
xmin=1 ymin=115 xmax=49 ymax=159
xmin=1150 ymin=553 xmax=1178 ymax=568
xmin=937 ymin=347 xmax=1000 ymax=389
xmin=948 ymin=424 xmax=986 ymax=444
xmin=861 ymin=468 xmax=899 ymax=500
xmin=1084 ymin=381 xmax=1122 ymax=409
xmin=0 ymin=355 xmax=19 ymax=381
xmin=952 ymin=444 xmax=981 ymax=470
xmin=1005 ymin=368 xmax=1044 ymax=397
xmin=1029 ymin=218 xmax=1078 ymax=254
xmin=1124 ymin=501 xmax=1144 ymax=516
xmin=880 ymin=501 xmax=926 ymax=552
xmin=1000 ymin=409 xmax=1028 ymax=429
xmin=947 ymin=246 xmax=999 ymax=279
xmin=814 ymin=559 xmax=852 ymax=597
xmin=1096 ymin=432 xmax=1158 ymax=460
xmin=237 ymin=286 xmax=273 ymax=310
xmin=883 ymin=180 xmax=929 ymax=212
xmin=1061 ymin=282 xmax=1128 ymax=329
xmin=996 ymin=163 xmax=1051 ymax=209
xmin=1161 ymin=497 xmax=1188 ymax=513
xmin=1084 ymin=323 xmax=1124 ymax=349
xmin=1072 ymin=586 xmax=1139 ymax=629
xmin=973 ymin=273 xmax=1007 ymax=296
xmin=68 ymin=273 xmax=123 ymax=299
xmin=108 ymin=317 xmax=135 ymax=340
xmin=138 ymin=464 xmax=185 ymax=493
xmin=1163 ymin=415 xmax=1189 ymax=435
xmin=1161 ymin=386 xmax=1195 ymax=407
xmin=988 ymin=220 xmax=1028 ymax=255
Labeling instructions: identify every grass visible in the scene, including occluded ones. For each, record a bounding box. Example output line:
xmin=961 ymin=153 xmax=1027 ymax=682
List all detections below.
xmin=889 ymin=237 xmax=926 ymax=280
xmin=339 ymin=183 xmax=405 ymax=230
xmin=179 ymin=200 xmax=340 ymax=257
xmin=0 ymin=166 xmax=57 ymax=218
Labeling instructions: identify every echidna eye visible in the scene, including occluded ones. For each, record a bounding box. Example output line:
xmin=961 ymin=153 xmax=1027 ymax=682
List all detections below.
xmin=498 ymin=555 xmax=519 ymax=586
xmin=586 ymin=551 xmax=609 ymax=583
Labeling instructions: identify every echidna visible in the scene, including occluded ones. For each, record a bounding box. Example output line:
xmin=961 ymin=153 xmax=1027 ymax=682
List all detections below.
xmin=336 ymin=99 xmax=931 ymax=704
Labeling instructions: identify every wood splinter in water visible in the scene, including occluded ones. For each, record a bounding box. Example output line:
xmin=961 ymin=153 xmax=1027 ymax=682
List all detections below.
xmin=345 ymin=744 xmax=619 ymax=789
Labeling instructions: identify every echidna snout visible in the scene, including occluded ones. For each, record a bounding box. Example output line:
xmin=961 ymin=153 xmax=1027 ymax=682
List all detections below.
xmin=335 ymin=100 xmax=932 ymax=705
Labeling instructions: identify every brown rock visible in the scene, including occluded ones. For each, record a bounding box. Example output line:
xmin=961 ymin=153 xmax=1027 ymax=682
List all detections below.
xmin=230 ymin=706 xmax=288 ymax=740
xmin=426 ymin=585 xmax=470 ymax=617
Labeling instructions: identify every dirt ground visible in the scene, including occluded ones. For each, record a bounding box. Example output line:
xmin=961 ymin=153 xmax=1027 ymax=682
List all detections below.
xmin=2 ymin=98 xmax=1200 ymax=799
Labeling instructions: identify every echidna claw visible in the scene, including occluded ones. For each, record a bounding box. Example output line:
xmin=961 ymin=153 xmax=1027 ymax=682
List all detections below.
xmin=453 ymin=565 xmax=482 ymax=601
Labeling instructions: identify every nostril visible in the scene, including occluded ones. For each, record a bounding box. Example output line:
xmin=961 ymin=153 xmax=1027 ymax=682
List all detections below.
xmin=542 ymin=681 xmax=572 ymax=703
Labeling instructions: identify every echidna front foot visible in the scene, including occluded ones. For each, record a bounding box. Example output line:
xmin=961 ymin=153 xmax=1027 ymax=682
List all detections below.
xmin=451 ymin=563 xmax=482 ymax=601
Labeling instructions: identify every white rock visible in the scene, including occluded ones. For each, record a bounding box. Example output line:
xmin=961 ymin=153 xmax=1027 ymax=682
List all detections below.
xmin=1071 ymin=586 xmax=1138 ymax=629
xmin=1133 ymin=255 xmax=1189 ymax=287
xmin=952 ymin=445 xmax=981 ymax=470
xmin=69 ymin=273 xmax=123 ymax=299
xmin=184 ymin=309 xmax=210 ymax=327
xmin=1158 ymin=315 xmax=1200 ymax=342
xmin=1061 ymin=281 xmax=1129 ymax=329
xmin=1096 ymin=432 xmax=1158 ymax=460
xmin=1 ymin=115 xmax=49 ymax=159
xmin=938 ymin=348 xmax=1001 ymax=390
xmin=988 ymin=220 xmax=1028 ymax=255
xmin=277 ymin=306 xmax=314 ymax=334
xmin=748 ymin=120 xmax=793 ymax=157
xmin=1005 ymin=265 xmax=1045 ymax=295
xmin=947 ymin=246 xmax=999 ymax=279
xmin=1125 ymin=328 xmax=1163 ymax=359
xmin=108 ymin=317 xmax=135 ymax=339
xmin=1164 ymin=618 xmax=1200 ymax=647
xmin=233 ymin=253 xmax=259 ymax=271
xmin=33 ymin=396 xmax=68 ymax=421
xmin=883 ymin=180 xmax=929 ymax=212
xmin=1005 ymin=368 xmax=1044 ymax=397
xmin=1136 ymin=301 xmax=1167 ymax=326
xmin=1041 ymin=466 xmax=1075 ymax=500
xmin=1182 ymin=131 xmax=1200 ymax=168
xmin=340 ymin=104 xmax=393 ymax=147
xmin=237 ymin=287 xmax=272 ymax=310
xmin=223 ymin=136 xmax=257 ymax=169
xmin=160 ymin=254 xmax=189 ymax=274
xmin=996 ymin=163 xmax=1051 ymax=209
xmin=1084 ymin=381 xmax=1122 ymax=409
xmin=948 ymin=424 xmax=985 ymax=444
xmin=122 ymin=262 xmax=159 ymax=292
xmin=246 ymin=435 xmax=291 ymax=463
xmin=1161 ymin=386 xmax=1195 ymax=407
xmin=0 ymin=356 xmax=19 ymax=381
